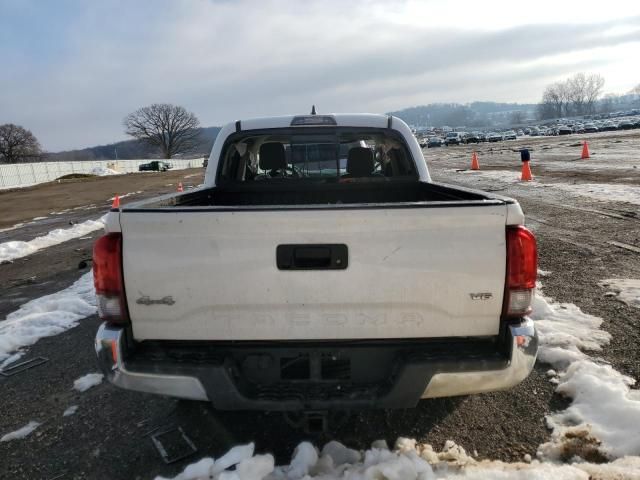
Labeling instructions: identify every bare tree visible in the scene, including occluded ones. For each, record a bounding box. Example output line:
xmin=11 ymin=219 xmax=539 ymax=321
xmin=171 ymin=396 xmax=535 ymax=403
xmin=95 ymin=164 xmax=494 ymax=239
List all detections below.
xmin=630 ymin=84 xmax=640 ymax=105
xmin=536 ymin=101 xmax=556 ymax=120
xmin=123 ymin=104 xmax=200 ymax=159
xmin=540 ymin=82 xmax=566 ymax=119
xmin=509 ymin=111 xmax=525 ymax=125
xmin=538 ymin=73 xmax=605 ymax=119
xmin=556 ymin=81 xmax=570 ymax=116
xmin=0 ymin=124 xmax=42 ymax=163
xmin=584 ymin=74 xmax=605 ymax=114
xmin=565 ymin=73 xmax=604 ymax=115
xmin=599 ymin=93 xmax=618 ymax=114
xmin=565 ymin=73 xmax=588 ymax=115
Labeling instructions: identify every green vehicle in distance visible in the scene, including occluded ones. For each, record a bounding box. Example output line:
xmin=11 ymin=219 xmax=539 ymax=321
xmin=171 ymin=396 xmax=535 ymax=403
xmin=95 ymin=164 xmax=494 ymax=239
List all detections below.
xmin=138 ymin=161 xmax=172 ymax=172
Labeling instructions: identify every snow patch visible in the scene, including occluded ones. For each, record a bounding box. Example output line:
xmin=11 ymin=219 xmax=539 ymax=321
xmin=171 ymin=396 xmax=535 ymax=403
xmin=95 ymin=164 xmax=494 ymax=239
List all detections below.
xmin=321 ymin=441 xmax=361 ymax=466
xmin=108 ymin=191 xmax=142 ymax=201
xmin=454 ymin=169 xmax=640 ymax=205
xmin=456 ymin=169 xmax=529 ymax=183
xmin=287 ymin=442 xmax=318 ymax=478
xmin=539 ymin=360 xmax=640 ymax=460
xmin=63 ymin=405 xmax=78 ymax=417
xmin=159 ymin=438 xmax=640 ymax=480
xmin=551 ymin=182 xmax=640 ymax=206
xmin=0 ymin=421 xmax=41 ymax=442
xmin=0 ymin=215 xmax=106 ymax=263
xmin=532 ymin=287 xmax=640 ymax=460
xmin=73 ymin=373 xmax=103 ymax=392
xmin=0 ymin=272 xmax=96 ymax=369
xmin=599 ymin=278 xmax=640 ymax=309
xmin=0 ymin=222 xmax=25 ymax=234
xmin=212 ymin=443 xmax=256 ymax=475
xmin=530 ymin=292 xmax=610 ymax=369
xmin=91 ymin=166 xmax=122 ymax=176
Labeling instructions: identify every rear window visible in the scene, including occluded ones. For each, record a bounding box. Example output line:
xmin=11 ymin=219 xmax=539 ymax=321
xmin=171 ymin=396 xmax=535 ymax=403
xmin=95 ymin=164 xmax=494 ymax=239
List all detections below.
xmin=217 ymin=128 xmax=417 ymax=184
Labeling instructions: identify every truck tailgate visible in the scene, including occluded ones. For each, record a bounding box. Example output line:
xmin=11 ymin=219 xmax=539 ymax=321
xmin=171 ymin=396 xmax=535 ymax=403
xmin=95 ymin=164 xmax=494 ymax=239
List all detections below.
xmin=120 ymin=205 xmax=507 ymax=341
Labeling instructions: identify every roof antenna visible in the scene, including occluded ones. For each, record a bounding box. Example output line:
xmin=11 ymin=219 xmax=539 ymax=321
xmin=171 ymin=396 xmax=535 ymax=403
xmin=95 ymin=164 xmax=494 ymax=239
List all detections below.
xmin=311 ymin=105 xmax=316 ymax=115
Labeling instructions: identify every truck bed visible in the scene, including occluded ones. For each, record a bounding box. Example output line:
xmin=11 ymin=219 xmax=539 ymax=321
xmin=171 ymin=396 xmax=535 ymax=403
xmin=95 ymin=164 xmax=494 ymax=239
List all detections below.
xmin=126 ymin=181 xmax=503 ymax=210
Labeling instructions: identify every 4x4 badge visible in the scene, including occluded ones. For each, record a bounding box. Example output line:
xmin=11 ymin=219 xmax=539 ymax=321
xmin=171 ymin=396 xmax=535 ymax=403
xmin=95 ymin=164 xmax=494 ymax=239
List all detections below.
xmin=136 ymin=295 xmax=176 ymax=306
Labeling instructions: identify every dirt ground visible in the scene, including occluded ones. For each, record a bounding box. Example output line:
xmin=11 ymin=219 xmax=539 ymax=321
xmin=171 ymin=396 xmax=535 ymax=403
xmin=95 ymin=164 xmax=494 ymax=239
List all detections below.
xmin=428 ymin=129 xmax=640 ymax=186
xmin=0 ymin=134 xmax=639 ymax=479
xmin=0 ymin=169 xmax=204 ymax=230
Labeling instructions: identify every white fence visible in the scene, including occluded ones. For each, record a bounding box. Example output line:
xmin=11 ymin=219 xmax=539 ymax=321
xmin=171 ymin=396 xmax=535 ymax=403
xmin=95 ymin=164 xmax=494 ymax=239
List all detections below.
xmin=0 ymin=159 xmax=204 ymax=190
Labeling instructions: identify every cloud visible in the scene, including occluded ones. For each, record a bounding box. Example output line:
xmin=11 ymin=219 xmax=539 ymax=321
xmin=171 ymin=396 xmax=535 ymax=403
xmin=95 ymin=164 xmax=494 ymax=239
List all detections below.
xmin=1 ymin=0 xmax=639 ymax=151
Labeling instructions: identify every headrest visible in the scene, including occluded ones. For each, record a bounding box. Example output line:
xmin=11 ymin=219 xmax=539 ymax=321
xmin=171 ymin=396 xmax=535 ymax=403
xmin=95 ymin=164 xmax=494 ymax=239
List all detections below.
xmin=259 ymin=143 xmax=286 ymax=171
xmin=346 ymin=147 xmax=374 ymax=177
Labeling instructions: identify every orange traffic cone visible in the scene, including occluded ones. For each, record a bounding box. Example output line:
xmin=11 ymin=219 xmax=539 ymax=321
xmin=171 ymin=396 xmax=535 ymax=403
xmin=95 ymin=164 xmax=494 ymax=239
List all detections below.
xmin=471 ymin=151 xmax=480 ymax=170
xmin=111 ymin=195 xmax=120 ymax=208
xmin=521 ymin=161 xmax=533 ymax=181
xmin=581 ymin=141 xmax=590 ymax=159
xmin=177 ymin=182 xmax=184 ymax=192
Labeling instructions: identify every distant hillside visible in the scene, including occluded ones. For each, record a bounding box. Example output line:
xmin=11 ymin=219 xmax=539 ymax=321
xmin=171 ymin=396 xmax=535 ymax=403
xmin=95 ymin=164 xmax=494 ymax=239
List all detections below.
xmin=388 ymin=102 xmax=536 ymax=129
xmin=48 ymin=126 xmax=221 ymax=161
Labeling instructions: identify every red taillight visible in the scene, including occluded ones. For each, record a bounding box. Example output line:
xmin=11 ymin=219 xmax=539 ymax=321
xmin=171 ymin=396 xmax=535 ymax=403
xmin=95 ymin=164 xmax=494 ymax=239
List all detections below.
xmin=93 ymin=233 xmax=129 ymax=324
xmin=503 ymin=226 xmax=537 ymax=318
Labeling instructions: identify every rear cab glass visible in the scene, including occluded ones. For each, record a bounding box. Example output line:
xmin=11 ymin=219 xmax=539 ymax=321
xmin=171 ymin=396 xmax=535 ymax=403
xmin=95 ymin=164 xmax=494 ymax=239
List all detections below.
xmin=216 ymin=127 xmax=417 ymax=184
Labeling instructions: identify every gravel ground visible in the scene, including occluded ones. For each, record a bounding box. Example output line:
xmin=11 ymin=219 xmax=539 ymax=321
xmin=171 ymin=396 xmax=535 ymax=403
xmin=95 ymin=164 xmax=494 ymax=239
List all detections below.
xmin=0 ymin=135 xmax=639 ymax=479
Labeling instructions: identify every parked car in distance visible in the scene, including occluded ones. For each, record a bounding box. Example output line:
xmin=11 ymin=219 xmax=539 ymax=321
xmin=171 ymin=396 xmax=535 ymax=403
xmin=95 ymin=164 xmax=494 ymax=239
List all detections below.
xmin=488 ymin=132 xmax=503 ymax=142
xmin=139 ymin=161 xmax=172 ymax=172
xmin=463 ymin=132 xmax=480 ymax=144
xmin=444 ymin=132 xmax=464 ymax=146
xmin=558 ymin=125 xmax=573 ymax=135
xmin=503 ymin=131 xmax=517 ymax=140
xmin=427 ymin=136 xmax=444 ymax=148
xmin=618 ymin=120 xmax=634 ymax=130
xmin=583 ymin=123 xmax=598 ymax=133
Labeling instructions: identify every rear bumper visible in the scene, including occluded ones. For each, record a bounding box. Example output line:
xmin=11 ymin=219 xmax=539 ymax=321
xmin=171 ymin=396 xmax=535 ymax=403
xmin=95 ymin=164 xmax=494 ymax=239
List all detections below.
xmin=95 ymin=318 xmax=537 ymax=409
xmin=95 ymin=324 xmax=208 ymax=401
xmin=421 ymin=319 xmax=537 ymax=397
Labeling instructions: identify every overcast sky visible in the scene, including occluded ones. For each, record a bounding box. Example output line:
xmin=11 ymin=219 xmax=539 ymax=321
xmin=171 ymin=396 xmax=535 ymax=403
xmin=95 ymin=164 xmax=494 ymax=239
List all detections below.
xmin=1 ymin=0 xmax=639 ymax=151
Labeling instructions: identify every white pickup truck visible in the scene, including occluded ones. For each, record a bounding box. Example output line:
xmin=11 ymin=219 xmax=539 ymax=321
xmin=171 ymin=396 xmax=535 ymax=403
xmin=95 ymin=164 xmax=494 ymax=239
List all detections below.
xmin=94 ymin=113 xmax=538 ymax=413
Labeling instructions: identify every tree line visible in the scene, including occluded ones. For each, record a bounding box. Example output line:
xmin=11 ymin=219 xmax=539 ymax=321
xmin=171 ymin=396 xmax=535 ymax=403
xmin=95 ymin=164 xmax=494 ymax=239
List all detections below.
xmin=536 ymin=74 xmax=640 ymax=120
